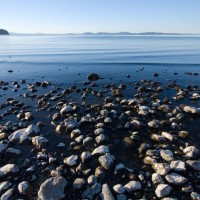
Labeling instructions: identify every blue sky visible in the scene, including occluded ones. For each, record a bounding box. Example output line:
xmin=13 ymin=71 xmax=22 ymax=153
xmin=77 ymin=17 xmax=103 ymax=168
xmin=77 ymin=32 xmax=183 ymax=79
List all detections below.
xmin=1 ymin=0 xmax=200 ymax=34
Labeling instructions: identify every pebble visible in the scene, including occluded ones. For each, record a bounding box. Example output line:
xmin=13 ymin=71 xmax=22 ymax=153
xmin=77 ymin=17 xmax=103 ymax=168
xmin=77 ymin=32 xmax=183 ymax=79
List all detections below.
xmin=155 ymin=184 xmax=172 ymax=198
xmin=124 ymin=181 xmax=141 ymax=193
xmin=165 ymin=173 xmax=188 ymax=185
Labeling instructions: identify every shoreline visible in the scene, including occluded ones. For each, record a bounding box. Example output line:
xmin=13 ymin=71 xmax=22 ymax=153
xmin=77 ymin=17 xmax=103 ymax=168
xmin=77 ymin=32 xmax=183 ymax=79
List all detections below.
xmin=0 ymin=66 xmax=200 ymax=199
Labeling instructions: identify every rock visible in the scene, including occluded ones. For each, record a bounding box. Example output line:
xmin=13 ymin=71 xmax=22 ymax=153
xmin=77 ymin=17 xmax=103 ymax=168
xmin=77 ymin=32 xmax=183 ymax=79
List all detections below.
xmin=155 ymin=184 xmax=171 ymax=198
xmin=38 ymin=177 xmax=67 ymax=200
xmin=98 ymin=153 xmax=115 ymax=170
xmin=124 ymin=181 xmax=141 ymax=193
xmin=18 ymin=181 xmax=33 ymax=195
xmin=87 ymin=175 xmax=97 ymax=185
xmin=5 ymin=148 xmax=21 ymax=158
xmin=113 ymin=184 xmax=125 ymax=194
xmin=87 ymin=73 xmax=100 ymax=81
xmin=92 ymin=145 xmax=109 ymax=156
xmin=183 ymin=146 xmax=199 ymax=158
xmin=146 ymin=149 xmax=159 ymax=156
xmin=63 ymin=155 xmax=78 ymax=166
xmin=32 ymin=136 xmax=49 ymax=149
xmin=91 ymin=183 xmax=102 ymax=195
xmin=183 ymin=106 xmax=199 ymax=114
xmin=191 ymin=192 xmax=200 ymax=200
xmin=160 ymin=150 xmax=174 ymax=162
xmin=186 ymin=160 xmax=200 ymax=171
xmin=151 ymin=134 xmax=166 ymax=143
xmin=94 ymin=128 xmax=104 ymax=135
xmin=152 ymin=173 xmax=164 ymax=185
xmin=116 ymin=194 xmax=127 ymax=200
xmin=143 ymin=156 xmax=157 ymax=165
xmin=122 ymin=137 xmax=135 ymax=148
xmin=0 ymin=164 xmax=19 ymax=178
xmin=8 ymin=128 xmax=30 ymax=144
xmin=148 ymin=120 xmax=160 ymax=128
xmin=0 ymin=181 xmax=12 ymax=194
xmin=153 ymin=163 xmax=170 ymax=175
xmin=178 ymin=131 xmax=189 ymax=138
xmin=73 ymin=178 xmax=85 ymax=190
xmin=165 ymin=173 xmax=187 ymax=185
xmin=96 ymin=134 xmax=106 ymax=144
xmin=1 ymin=188 xmax=14 ymax=200
xmin=100 ymin=183 xmax=115 ymax=200
xmin=60 ymin=105 xmax=73 ymax=115
xmin=0 ymin=144 xmax=8 ymax=154
xmin=161 ymin=132 xmax=174 ymax=141
xmin=112 ymin=89 xmax=122 ymax=97
xmin=0 ymin=29 xmax=9 ymax=35
xmin=170 ymin=160 xmax=186 ymax=172
xmin=81 ymin=151 xmax=91 ymax=162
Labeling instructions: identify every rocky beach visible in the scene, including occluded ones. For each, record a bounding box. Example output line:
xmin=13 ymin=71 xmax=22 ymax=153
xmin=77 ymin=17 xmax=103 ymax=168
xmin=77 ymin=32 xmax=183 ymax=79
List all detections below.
xmin=0 ymin=66 xmax=200 ymax=200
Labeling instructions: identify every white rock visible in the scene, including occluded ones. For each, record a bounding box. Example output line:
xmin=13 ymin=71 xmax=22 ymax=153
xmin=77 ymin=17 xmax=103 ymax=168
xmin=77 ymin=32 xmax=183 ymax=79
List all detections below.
xmin=152 ymin=173 xmax=164 ymax=185
xmin=64 ymin=155 xmax=78 ymax=166
xmin=32 ymin=136 xmax=48 ymax=149
xmin=124 ymin=181 xmax=141 ymax=193
xmin=87 ymin=175 xmax=97 ymax=185
xmin=98 ymin=153 xmax=115 ymax=170
xmin=94 ymin=128 xmax=104 ymax=135
xmin=153 ymin=163 xmax=170 ymax=175
xmin=0 ymin=164 xmax=19 ymax=178
xmin=155 ymin=184 xmax=171 ymax=198
xmin=183 ymin=146 xmax=199 ymax=158
xmin=92 ymin=145 xmax=109 ymax=156
xmin=170 ymin=160 xmax=186 ymax=172
xmin=113 ymin=184 xmax=125 ymax=194
xmin=160 ymin=150 xmax=174 ymax=162
xmin=73 ymin=178 xmax=85 ymax=190
xmin=95 ymin=134 xmax=106 ymax=144
xmin=165 ymin=173 xmax=187 ymax=185
xmin=8 ymin=128 xmax=30 ymax=144
xmin=18 ymin=181 xmax=32 ymax=195
xmin=60 ymin=105 xmax=73 ymax=114
xmin=161 ymin=132 xmax=174 ymax=141
xmin=81 ymin=151 xmax=91 ymax=162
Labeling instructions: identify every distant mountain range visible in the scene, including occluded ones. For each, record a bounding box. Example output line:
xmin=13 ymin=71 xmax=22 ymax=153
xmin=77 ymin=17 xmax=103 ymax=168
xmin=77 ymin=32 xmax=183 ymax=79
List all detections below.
xmin=7 ymin=31 xmax=200 ymax=36
xmin=0 ymin=29 xmax=9 ymax=35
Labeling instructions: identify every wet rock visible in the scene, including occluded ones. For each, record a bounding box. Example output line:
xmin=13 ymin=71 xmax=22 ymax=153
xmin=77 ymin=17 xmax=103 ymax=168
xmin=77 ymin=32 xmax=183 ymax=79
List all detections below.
xmin=0 ymin=164 xmax=19 ymax=178
xmin=124 ymin=181 xmax=141 ymax=193
xmin=170 ymin=160 xmax=186 ymax=172
xmin=155 ymin=184 xmax=171 ymax=198
xmin=63 ymin=155 xmax=78 ymax=166
xmin=32 ymin=136 xmax=49 ymax=149
xmin=92 ymin=145 xmax=109 ymax=156
xmin=153 ymin=163 xmax=170 ymax=175
xmin=152 ymin=173 xmax=164 ymax=185
xmin=113 ymin=184 xmax=125 ymax=194
xmin=60 ymin=105 xmax=73 ymax=115
xmin=98 ymin=153 xmax=115 ymax=170
xmin=186 ymin=160 xmax=200 ymax=171
xmin=18 ymin=181 xmax=33 ymax=195
xmin=160 ymin=150 xmax=174 ymax=162
xmin=100 ymin=183 xmax=115 ymax=200
xmin=38 ymin=177 xmax=67 ymax=200
xmin=165 ymin=173 xmax=187 ymax=185
xmin=87 ymin=73 xmax=100 ymax=81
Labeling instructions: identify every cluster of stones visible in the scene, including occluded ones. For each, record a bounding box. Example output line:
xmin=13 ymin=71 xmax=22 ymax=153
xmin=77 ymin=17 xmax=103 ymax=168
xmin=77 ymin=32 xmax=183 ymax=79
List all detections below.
xmin=0 ymin=75 xmax=200 ymax=199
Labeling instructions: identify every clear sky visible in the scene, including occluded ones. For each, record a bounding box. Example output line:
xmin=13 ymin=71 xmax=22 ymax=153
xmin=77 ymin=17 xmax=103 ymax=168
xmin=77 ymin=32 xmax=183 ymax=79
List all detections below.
xmin=1 ymin=0 xmax=200 ymax=34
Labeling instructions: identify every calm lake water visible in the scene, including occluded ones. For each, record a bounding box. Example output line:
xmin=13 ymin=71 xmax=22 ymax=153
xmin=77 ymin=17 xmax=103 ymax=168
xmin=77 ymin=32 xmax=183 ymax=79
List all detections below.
xmin=0 ymin=35 xmax=200 ymax=85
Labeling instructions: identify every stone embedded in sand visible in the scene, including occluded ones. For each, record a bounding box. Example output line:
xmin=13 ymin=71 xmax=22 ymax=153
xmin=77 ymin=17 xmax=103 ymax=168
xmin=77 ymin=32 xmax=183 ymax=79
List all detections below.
xmin=155 ymin=184 xmax=171 ymax=198
xmin=124 ymin=181 xmax=141 ymax=193
xmin=64 ymin=155 xmax=78 ymax=166
xmin=0 ymin=164 xmax=19 ymax=178
xmin=38 ymin=177 xmax=67 ymax=200
xmin=87 ymin=73 xmax=100 ymax=81
xmin=165 ymin=173 xmax=187 ymax=185
xmin=170 ymin=160 xmax=186 ymax=172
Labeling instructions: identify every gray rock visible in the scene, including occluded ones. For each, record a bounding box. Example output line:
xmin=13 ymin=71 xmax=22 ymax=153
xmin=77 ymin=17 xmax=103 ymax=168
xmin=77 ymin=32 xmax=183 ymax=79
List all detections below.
xmin=186 ymin=160 xmax=200 ymax=171
xmin=1 ymin=188 xmax=14 ymax=200
xmin=153 ymin=163 xmax=170 ymax=175
xmin=92 ymin=145 xmax=109 ymax=156
xmin=32 ymin=136 xmax=48 ymax=149
xmin=100 ymin=183 xmax=115 ymax=200
xmin=165 ymin=173 xmax=187 ymax=185
xmin=160 ymin=150 xmax=174 ymax=162
xmin=73 ymin=178 xmax=85 ymax=190
xmin=60 ymin=105 xmax=73 ymax=115
xmin=64 ymin=155 xmax=78 ymax=166
xmin=87 ymin=175 xmax=97 ymax=185
xmin=170 ymin=160 xmax=186 ymax=172
xmin=8 ymin=128 xmax=30 ymax=144
xmin=98 ymin=153 xmax=115 ymax=170
xmin=113 ymin=184 xmax=125 ymax=194
xmin=38 ymin=177 xmax=67 ymax=200
xmin=155 ymin=184 xmax=172 ymax=198
xmin=5 ymin=148 xmax=21 ymax=158
xmin=18 ymin=181 xmax=32 ymax=195
xmin=0 ymin=181 xmax=12 ymax=194
xmin=0 ymin=144 xmax=8 ymax=154
xmin=191 ymin=192 xmax=200 ymax=200
xmin=91 ymin=183 xmax=102 ymax=195
xmin=124 ymin=181 xmax=141 ymax=193
xmin=0 ymin=164 xmax=19 ymax=178
xmin=116 ymin=194 xmax=127 ymax=200
xmin=94 ymin=128 xmax=104 ymax=135
xmin=152 ymin=173 xmax=164 ymax=185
